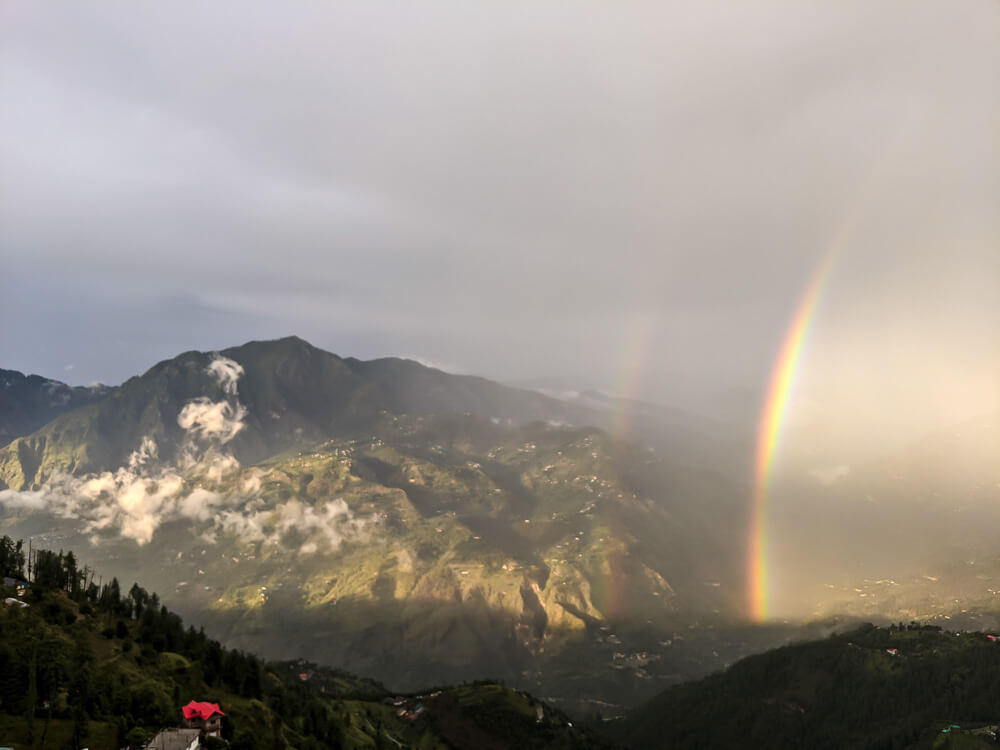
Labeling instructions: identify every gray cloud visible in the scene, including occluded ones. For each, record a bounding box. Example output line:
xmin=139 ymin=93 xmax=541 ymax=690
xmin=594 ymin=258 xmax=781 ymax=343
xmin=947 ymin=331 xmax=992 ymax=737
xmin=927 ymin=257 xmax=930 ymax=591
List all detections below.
xmin=1 ymin=1 xmax=998 ymax=443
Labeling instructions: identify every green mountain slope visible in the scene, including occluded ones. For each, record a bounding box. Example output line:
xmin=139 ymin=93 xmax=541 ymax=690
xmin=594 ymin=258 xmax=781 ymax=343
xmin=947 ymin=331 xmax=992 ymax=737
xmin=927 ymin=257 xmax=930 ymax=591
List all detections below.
xmin=0 ymin=337 xmax=758 ymax=713
xmin=1 ymin=411 xmax=753 ymax=711
xmin=613 ymin=623 xmax=1000 ymax=750
xmin=0 ymin=539 xmax=616 ymax=750
xmin=0 ymin=368 xmax=109 ymax=449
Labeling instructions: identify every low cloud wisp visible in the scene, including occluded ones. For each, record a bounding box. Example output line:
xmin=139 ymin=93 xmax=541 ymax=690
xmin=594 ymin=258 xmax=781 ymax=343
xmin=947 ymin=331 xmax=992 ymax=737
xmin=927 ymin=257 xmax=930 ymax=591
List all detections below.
xmin=0 ymin=356 xmax=370 ymax=550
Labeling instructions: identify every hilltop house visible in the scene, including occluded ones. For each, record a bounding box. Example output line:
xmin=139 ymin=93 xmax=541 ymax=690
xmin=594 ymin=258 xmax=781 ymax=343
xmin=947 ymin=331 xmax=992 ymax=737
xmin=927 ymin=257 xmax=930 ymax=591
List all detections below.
xmin=2 ymin=577 xmax=28 ymax=596
xmin=181 ymin=701 xmax=225 ymax=737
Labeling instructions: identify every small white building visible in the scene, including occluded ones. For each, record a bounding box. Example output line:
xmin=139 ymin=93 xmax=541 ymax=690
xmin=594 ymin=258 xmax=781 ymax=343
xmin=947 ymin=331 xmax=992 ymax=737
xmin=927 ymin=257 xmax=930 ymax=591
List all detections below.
xmin=146 ymin=728 xmax=200 ymax=750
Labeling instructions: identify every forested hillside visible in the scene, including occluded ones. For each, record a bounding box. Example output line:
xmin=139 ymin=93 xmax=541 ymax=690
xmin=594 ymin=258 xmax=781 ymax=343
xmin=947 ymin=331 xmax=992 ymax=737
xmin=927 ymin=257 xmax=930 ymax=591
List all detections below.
xmin=0 ymin=536 xmax=615 ymax=750
xmin=613 ymin=622 xmax=1000 ymax=750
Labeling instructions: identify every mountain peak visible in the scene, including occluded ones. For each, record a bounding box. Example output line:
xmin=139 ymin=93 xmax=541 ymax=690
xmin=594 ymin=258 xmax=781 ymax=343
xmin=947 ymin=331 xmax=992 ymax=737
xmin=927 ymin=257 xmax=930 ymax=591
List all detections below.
xmin=226 ymin=334 xmax=320 ymax=354
xmin=0 ymin=337 xmax=579 ymax=490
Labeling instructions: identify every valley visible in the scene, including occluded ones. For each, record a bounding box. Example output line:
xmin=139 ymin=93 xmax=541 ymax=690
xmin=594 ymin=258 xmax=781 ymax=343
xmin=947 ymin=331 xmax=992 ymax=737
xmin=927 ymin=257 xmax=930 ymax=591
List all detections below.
xmin=1 ymin=337 xmax=999 ymax=722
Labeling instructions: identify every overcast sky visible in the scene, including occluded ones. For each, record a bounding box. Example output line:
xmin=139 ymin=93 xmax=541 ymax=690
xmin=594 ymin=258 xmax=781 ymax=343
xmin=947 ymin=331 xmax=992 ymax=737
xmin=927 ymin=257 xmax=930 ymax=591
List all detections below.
xmin=2 ymin=1 xmax=998 ymax=435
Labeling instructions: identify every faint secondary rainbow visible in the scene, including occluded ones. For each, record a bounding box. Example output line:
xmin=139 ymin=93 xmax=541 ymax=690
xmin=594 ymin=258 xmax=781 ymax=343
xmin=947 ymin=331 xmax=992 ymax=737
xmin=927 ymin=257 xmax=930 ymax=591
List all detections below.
xmin=590 ymin=312 xmax=653 ymax=623
xmin=747 ymin=249 xmax=838 ymax=622
xmin=611 ymin=313 xmax=653 ymax=444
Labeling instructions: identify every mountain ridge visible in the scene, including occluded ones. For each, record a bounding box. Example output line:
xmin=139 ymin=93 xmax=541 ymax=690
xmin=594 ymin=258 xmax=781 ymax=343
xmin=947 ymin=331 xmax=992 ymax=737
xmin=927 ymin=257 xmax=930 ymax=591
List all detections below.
xmin=0 ymin=336 xmax=589 ymax=491
xmin=612 ymin=622 xmax=1000 ymax=749
xmin=0 ymin=367 xmax=109 ymax=450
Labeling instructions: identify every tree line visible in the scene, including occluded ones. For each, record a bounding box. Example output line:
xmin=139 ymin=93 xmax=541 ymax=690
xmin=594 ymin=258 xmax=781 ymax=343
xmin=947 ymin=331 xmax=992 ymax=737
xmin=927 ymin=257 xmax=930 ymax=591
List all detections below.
xmin=0 ymin=535 xmax=381 ymax=749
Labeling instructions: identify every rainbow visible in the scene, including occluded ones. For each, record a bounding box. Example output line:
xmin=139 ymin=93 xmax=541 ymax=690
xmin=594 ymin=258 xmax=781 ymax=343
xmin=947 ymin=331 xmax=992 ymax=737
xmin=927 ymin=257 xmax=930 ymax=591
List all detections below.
xmin=745 ymin=105 xmax=921 ymax=621
xmin=747 ymin=250 xmax=841 ymax=621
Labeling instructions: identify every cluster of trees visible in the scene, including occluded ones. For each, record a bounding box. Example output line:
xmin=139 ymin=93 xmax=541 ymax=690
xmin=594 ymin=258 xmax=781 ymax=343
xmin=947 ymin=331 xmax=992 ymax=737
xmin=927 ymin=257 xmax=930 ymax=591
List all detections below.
xmin=0 ymin=535 xmax=25 ymax=579
xmin=32 ymin=547 xmax=86 ymax=595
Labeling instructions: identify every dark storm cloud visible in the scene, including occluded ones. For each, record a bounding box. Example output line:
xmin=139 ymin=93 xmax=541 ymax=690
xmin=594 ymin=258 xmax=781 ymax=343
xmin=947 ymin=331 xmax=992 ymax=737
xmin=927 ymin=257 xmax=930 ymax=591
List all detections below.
xmin=1 ymin=1 xmax=998 ymax=432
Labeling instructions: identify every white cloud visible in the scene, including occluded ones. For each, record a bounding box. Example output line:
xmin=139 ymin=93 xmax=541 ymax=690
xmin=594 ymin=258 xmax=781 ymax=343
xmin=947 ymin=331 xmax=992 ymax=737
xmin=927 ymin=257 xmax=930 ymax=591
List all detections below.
xmin=215 ymin=497 xmax=371 ymax=555
xmin=127 ymin=436 xmax=159 ymax=470
xmin=0 ymin=368 xmax=247 ymax=543
xmin=810 ymin=464 xmax=851 ymax=486
xmin=0 ymin=438 xmax=371 ymax=550
xmin=0 ymin=444 xmax=234 ymax=545
xmin=206 ymin=356 xmax=244 ymax=396
xmin=178 ymin=488 xmax=224 ymax=522
xmin=0 ymin=488 xmax=51 ymax=510
xmin=176 ymin=356 xmax=248 ymax=444
xmin=240 ymin=473 xmax=262 ymax=495
xmin=178 ymin=398 xmax=247 ymax=444
xmin=203 ymin=453 xmax=240 ymax=483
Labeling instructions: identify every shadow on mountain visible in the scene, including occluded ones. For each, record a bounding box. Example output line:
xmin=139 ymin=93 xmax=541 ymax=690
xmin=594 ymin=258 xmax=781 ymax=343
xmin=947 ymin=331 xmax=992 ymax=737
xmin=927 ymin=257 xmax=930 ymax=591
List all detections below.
xmin=175 ymin=590 xmax=843 ymax=717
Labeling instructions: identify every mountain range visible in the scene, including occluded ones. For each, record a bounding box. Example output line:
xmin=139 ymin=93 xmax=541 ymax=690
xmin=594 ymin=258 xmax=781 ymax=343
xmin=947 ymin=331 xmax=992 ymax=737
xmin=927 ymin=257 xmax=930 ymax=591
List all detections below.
xmin=2 ymin=336 xmax=999 ymax=718
xmin=0 ymin=337 xmax=762 ymax=714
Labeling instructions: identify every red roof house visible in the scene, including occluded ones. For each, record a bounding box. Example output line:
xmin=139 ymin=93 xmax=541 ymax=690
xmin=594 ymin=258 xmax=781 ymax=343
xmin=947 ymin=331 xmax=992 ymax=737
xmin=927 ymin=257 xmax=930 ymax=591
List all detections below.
xmin=181 ymin=701 xmax=225 ymax=736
